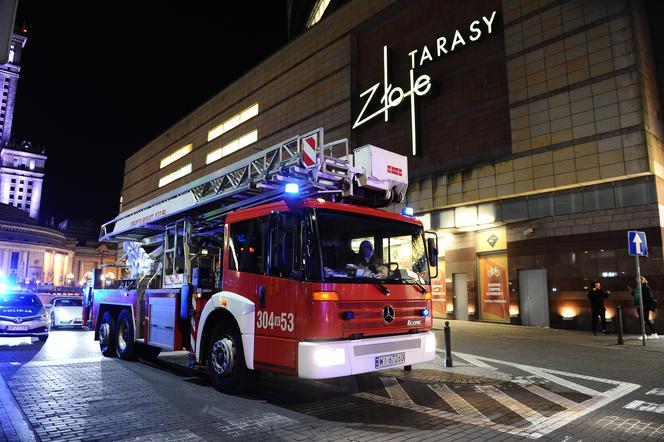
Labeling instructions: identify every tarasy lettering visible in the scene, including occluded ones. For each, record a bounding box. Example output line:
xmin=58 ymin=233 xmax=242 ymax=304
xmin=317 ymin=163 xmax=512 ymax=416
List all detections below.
xmin=352 ymin=10 xmax=498 ymax=156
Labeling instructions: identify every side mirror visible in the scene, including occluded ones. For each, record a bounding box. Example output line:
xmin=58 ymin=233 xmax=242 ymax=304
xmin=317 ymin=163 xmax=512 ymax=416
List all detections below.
xmin=44 ymin=303 xmax=53 ymax=310
xmin=427 ymin=237 xmax=438 ymax=267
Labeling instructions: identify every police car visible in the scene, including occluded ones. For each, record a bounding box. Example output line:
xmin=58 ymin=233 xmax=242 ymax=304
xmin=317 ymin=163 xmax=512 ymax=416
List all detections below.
xmin=0 ymin=290 xmax=49 ymax=342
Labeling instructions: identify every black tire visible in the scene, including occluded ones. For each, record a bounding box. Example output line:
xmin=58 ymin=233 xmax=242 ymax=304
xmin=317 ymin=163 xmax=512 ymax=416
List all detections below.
xmin=116 ymin=309 xmax=139 ymax=360
xmin=207 ymin=326 xmax=255 ymax=394
xmin=50 ymin=312 xmax=57 ymax=330
xmin=38 ymin=335 xmax=48 ymax=342
xmin=139 ymin=344 xmax=161 ymax=361
xmin=99 ymin=310 xmax=116 ymax=357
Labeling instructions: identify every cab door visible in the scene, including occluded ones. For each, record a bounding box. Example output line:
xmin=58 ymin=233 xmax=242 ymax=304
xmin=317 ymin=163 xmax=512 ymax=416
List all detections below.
xmin=253 ymin=212 xmax=302 ymax=375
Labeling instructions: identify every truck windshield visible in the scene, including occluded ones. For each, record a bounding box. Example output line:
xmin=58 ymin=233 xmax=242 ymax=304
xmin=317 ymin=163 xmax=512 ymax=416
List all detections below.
xmin=314 ymin=209 xmax=429 ymax=284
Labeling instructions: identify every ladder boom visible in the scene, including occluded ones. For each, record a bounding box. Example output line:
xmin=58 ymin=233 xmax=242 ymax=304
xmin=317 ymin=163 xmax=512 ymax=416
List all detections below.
xmin=101 ymin=128 xmax=408 ymax=242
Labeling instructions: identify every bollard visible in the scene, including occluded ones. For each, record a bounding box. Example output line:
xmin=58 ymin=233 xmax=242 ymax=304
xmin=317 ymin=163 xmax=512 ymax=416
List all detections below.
xmin=444 ymin=321 xmax=453 ymax=367
xmin=616 ymin=305 xmax=624 ymax=345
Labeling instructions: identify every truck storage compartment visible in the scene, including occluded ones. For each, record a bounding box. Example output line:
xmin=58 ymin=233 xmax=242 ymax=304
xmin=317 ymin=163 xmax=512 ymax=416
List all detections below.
xmin=147 ymin=293 xmax=178 ymax=350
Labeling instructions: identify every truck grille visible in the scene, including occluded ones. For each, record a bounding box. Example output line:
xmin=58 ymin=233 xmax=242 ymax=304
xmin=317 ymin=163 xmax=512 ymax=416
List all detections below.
xmin=337 ymin=300 xmax=427 ymax=333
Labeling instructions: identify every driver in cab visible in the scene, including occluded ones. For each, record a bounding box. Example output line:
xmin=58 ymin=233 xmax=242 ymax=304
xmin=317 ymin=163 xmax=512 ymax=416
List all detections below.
xmin=348 ymin=240 xmax=388 ymax=279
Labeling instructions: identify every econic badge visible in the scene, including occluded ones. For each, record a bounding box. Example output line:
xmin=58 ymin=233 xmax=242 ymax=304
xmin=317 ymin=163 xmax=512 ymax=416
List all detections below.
xmin=628 ymin=231 xmax=648 ymax=257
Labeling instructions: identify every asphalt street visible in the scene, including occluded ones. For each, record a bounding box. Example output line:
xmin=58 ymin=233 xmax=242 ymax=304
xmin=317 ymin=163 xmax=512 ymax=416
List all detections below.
xmin=0 ymin=321 xmax=662 ymax=441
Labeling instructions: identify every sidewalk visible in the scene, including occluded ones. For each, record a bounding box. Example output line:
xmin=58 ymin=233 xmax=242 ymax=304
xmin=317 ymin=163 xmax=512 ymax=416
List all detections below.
xmin=433 ymin=318 xmax=664 ymax=354
xmin=0 ymin=368 xmax=37 ymax=441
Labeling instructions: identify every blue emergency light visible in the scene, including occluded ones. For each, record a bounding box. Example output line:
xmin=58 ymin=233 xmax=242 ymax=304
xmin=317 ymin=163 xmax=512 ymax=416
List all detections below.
xmin=402 ymin=206 xmax=414 ymax=217
xmin=285 ymin=183 xmax=299 ymax=195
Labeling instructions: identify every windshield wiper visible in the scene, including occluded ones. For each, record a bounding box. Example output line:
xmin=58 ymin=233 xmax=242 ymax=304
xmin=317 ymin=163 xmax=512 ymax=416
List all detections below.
xmin=373 ymin=281 xmax=390 ymax=296
xmin=403 ymin=279 xmax=427 ymax=293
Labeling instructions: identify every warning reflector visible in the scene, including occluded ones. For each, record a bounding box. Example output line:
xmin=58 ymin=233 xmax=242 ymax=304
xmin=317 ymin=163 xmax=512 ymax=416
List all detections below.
xmin=301 ymin=135 xmax=318 ymax=168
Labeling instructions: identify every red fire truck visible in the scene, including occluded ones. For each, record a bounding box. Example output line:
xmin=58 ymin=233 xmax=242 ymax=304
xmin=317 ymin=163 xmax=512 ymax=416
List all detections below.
xmin=88 ymin=128 xmax=438 ymax=393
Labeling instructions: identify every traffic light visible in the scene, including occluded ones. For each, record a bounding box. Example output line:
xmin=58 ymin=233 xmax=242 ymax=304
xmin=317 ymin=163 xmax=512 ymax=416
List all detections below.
xmin=0 ymin=0 xmax=19 ymax=64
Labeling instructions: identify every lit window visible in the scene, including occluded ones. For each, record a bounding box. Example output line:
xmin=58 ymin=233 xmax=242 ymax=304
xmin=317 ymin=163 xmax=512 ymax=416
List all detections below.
xmin=29 ymin=160 xmax=35 ymax=170
xmin=306 ymin=0 xmax=331 ymax=28
xmin=207 ymin=103 xmax=259 ymax=142
xmin=158 ymin=164 xmax=192 ymax=188
xmin=160 ymin=143 xmax=192 ymax=169
xmin=206 ymin=130 xmax=258 ymax=164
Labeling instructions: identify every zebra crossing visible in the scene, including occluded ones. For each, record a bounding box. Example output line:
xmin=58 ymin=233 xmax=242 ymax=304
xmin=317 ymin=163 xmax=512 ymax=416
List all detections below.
xmin=293 ymin=353 xmax=640 ymax=439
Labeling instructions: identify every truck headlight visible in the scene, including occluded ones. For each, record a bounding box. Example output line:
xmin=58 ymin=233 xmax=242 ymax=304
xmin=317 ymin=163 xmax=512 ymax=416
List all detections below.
xmin=314 ymin=348 xmax=345 ymax=367
xmin=424 ymin=334 xmax=436 ymax=353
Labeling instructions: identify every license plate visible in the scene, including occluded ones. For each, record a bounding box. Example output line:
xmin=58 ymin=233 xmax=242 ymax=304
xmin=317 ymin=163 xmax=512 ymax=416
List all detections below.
xmin=375 ymin=352 xmax=406 ymax=369
xmin=7 ymin=325 xmax=29 ymax=331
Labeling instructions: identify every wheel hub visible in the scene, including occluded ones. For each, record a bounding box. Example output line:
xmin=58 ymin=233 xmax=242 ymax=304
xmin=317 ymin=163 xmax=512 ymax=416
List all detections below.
xmin=211 ymin=337 xmax=235 ymax=376
xmin=99 ymin=322 xmax=110 ymax=345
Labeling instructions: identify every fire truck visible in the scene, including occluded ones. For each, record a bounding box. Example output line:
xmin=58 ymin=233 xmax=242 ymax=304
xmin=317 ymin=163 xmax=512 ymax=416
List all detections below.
xmin=88 ymin=128 xmax=438 ymax=393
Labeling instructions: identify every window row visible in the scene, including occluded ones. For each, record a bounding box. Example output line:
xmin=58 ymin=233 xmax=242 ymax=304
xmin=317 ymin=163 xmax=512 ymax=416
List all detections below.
xmin=157 ymin=129 xmax=258 ymax=188
xmin=158 ymin=164 xmax=192 ymax=188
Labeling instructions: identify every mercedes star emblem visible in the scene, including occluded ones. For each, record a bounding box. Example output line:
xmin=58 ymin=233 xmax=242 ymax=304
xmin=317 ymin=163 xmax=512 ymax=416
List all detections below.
xmin=382 ymin=305 xmax=395 ymax=324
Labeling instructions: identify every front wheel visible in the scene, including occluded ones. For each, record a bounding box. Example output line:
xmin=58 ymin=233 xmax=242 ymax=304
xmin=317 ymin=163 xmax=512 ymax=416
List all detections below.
xmin=207 ymin=327 xmax=255 ymax=394
xmin=99 ymin=311 xmax=116 ymax=357
xmin=116 ymin=309 xmax=138 ymax=360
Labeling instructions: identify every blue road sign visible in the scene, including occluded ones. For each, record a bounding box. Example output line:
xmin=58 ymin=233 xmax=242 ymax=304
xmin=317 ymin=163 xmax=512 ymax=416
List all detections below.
xmin=628 ymin=231 xmax=648 ymax=256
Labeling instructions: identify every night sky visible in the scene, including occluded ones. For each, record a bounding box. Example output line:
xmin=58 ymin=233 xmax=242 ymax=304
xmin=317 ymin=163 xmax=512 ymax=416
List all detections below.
xmin=11 ymin=1 xmax=289 ymax=227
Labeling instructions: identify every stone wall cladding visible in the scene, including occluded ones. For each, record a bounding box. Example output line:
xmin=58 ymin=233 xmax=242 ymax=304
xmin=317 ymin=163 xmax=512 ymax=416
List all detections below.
xmin=407 ymin=0 xmax=657 ymax=215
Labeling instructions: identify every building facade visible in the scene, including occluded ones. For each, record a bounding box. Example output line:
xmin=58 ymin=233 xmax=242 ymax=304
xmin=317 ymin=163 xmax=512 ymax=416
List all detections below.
xmin=0 ymin=31 xmax=45 ymax=221
xmin=119 ymin=0 xmax=664 ymax=333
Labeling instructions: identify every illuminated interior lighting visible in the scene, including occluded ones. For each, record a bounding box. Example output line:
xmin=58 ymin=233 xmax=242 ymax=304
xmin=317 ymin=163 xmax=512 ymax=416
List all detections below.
xmin=560 ymin=306 xmax=577 ymax=320
xmin=160 ymin=144 xmax=192 ymax=169
xmin=306 ymin=0 xmax=332 ymax=28
xmin=509 ymin=305 xmax=519 ymax=317
xmin=159 ymin=164 xmax=192 ymax=188
xmin=206 ymin=130 xmax=258 ymax=164
xmin=207 ymin=103 xmax=259 ymax=142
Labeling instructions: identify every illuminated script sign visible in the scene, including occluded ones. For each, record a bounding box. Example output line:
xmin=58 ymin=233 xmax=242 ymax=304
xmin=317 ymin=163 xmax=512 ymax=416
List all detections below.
xmin=353 ymin=11 xmax=498 ymax=156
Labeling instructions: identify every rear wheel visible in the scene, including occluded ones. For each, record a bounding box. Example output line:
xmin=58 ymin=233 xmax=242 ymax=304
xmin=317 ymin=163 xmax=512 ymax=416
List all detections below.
xmin=207 ymin=326 xmax=255 ymax=394
xmin=99 ymin=311 xmax=116 ymax=357
xmin=116 ymin=309 xmax=138 ymax=360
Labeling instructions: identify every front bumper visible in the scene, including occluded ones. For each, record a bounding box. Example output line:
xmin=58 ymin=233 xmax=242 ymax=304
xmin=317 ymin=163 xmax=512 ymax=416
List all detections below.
xmin=298 ymin=331 xmax=436 ymax=379
xmin=53 ymin=317 xmax=83 ymax=326
xmin=0 ymin=319 xmax=49 ymax=337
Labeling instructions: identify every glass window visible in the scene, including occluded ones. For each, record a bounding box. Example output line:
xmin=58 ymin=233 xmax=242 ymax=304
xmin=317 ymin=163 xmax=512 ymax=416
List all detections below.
xmin=501 ymin=198 xmax=528 ymax=221
xmin=10 ymin=252 xmax=19 ymax=270
xmin=206 ymin=130 xmax=258 ymax=164
xmin=615 ymin=177 xmax=655 ymax=207
xmin=228 ymin=218 xmax=265 ymax=274
xmin=583 ymin=184 xmax=615 ymax=211
xmin=158 ymin=164 xmax=192 ymax=188
xmin=53 ymin=298 xmax=82 ymax=307
xmin=527 ymin=193 xmax=553 ymax=218
xmin=315 ymin=210 xmax=429 ymax=284
xmin=554 ymin=189 xmax=583 ymax=215
xmin=267 ymin=213 xmax=302 ymax=279
xmin=160 ymin=144 xmax=192 ymax=169
xmin=207 ymin=103 xmax=259 ymax=142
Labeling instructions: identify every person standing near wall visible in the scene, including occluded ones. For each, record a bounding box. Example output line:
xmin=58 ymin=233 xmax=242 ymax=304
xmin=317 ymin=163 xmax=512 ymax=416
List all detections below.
xmin=587 ymin=280 xmax=609 ymax=335
xmin=632 ymin=276 xmax=658 ymax=339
